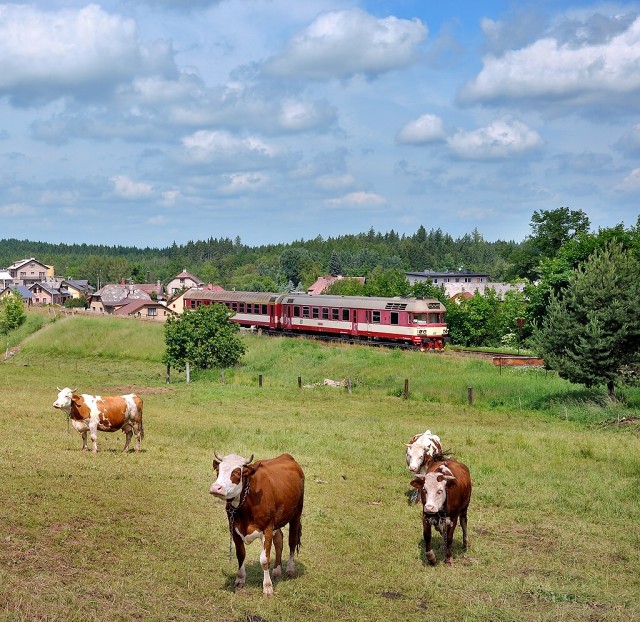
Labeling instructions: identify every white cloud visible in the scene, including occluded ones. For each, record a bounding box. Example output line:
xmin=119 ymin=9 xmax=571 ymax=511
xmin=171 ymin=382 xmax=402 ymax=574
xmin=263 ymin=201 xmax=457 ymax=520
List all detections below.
xmin=326 ymin=191 xmax=386 ymax=207
xmin=0 ymin=4 xmax=175 ymax=106
xmin=315 ymin=174 xmax=356 ymax=191
xmin=448 ymin=119 xmax=544 ymax=160
xmin=181 ymin=130 xmax=280 ymax=165
xmin=616 ymin=167 xmax=640 ymax=193
xmin=147 ymin=214 xmax=169 ymax=225
xmin=264 ymin=9 xmax=427 ymax=80
xmin=461 ymin=16 xmax=640 ymax=109
xmin=221 ymin=172 xmax=269 ymax=194
xmin=396 ymin=114 xmax=446 ymax=144
xmin=0 ymin=203 xmax=35 ymax=216
xmin=111 ymin=175 xmax=154 ymax=199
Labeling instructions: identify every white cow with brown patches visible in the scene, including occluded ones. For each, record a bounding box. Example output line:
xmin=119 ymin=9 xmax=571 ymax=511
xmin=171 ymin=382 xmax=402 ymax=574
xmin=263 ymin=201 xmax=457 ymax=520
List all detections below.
xmin=405 ymin=429 xmax=443 ymax=474
xmin=53 ymin=387 xmax=144 ymax=453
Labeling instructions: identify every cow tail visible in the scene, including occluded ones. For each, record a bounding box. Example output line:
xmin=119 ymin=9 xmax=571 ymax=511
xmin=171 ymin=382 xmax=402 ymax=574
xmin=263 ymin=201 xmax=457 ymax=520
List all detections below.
xmin=136 ymin=396 xmax=144 ymax=440
xmin=296 ymin=521 xmax=302 ymax=555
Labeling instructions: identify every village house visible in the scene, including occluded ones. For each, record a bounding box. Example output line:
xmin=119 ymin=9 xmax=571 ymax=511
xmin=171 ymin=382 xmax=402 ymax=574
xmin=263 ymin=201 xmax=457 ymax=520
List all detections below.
xmin=88 ymin=283 xmax=152 ymax=314
xmin=112 ymin=299 xmax=177 ymax=322
xmin=0 ymin=285 xmax=34 ymax=305
xmin=166 ymin=270 xmax=204 ymax=295
xmin=406 ymin=269 xmax=524 ymax=299
xmin=167 ymin=283 xmax=225 ymax=314
xmin=6 ymin=258 xmax=54 ymax=287
xmin=307 ymin=275 xmax=366 ymax=295
xmin=29 ymin=280 xmax=69 ymax=305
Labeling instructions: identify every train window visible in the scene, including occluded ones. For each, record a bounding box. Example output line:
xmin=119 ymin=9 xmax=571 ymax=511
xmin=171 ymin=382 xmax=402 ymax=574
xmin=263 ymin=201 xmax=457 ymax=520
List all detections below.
xmin=293 ymin=306 xmax=300 ymax=317
xmin=342 ymin=308 xmax=350 ymax=321
xmin=390 ymin=311 xmax=399 ymax=325
xmin=332 ymin=308 xmax=339 ymax=321
xmin=261 ymin=305 xmax=268 ymax=314
xmin=232 ymin=302 xmax=238 ymax=311
xmin=312 ymin=307 xmax=319 ymax=319
xmin=302 ymin=306 xmax=310 ymax=318
xmin=239 ymin=303 xmax=245 ymax=312
xmin=413 ymin=313 xmax=427 ymax=324
xmin=429 ymin=313 xmax=440 ymax=323
xmin=189 ymin=300 xmax=196 ymax=309
xmin=322 ymin=308 xmax=329 ymax=320
xmin=372 ymin=311 xmax=381 ymax=323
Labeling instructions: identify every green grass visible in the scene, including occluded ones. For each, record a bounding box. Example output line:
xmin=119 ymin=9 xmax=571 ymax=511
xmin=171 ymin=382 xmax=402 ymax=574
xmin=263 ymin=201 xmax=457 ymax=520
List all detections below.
xmin=1 ymin=316 xmax=639 ymax=621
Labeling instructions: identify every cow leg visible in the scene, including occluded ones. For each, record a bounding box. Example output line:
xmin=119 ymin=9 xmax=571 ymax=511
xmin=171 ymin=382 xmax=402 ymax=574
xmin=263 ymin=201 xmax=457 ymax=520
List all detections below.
xmin=122 ymin=426 xmax=133 ymax=453
xmin=444 ymin=517 xmax=459 ymax=565
xmin=286 ymin=512 xmax=302 ymax=577
xmin=133 ymin=423 xmax=142 ymax=453
xmin=88 ymin=421 xmax=99 ymax=453
xmin=272 ymin=529 xmax=283 ymax=579
xmin=423 ymin=517 xmax=436 ymax=566
xmin=260 ymin=528 xmax=275 ymax=596
xmin=232 ymin=532 xmax=247 ymax=590
xmin=81 ymin=431 xmax=89 ymax=451
xmin=460 ymin=510 xmax=469 ymax=550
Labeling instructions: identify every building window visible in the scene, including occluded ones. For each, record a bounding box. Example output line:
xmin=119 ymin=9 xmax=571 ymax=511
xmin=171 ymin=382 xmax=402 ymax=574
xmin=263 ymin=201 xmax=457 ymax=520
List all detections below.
xmin=148 ymin=308 xmax=157 ymax=317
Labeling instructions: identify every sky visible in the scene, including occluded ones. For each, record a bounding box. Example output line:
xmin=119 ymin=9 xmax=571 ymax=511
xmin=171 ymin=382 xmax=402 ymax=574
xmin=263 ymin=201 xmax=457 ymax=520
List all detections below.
xmin=1 ymin=0 xmax=640 ymax=249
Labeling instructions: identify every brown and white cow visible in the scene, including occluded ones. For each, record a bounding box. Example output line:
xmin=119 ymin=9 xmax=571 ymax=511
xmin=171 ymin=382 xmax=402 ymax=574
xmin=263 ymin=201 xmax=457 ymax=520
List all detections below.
xmin=53 ymin=387 xmax=144 ymax=453
xmin=210 ymin=452 xmax=305 ymax=596
xmin=405 ymin=429 xmax=443 ymax=474
xmin=410 ymin=459 xmax=472 ymax=566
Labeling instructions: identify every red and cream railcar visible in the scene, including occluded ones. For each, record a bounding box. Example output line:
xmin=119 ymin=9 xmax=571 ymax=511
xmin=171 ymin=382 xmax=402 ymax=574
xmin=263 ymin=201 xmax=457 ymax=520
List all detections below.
xmin=279 ymin=293 xmax=448 ymax=349
xmin=183 ymin=290 xmax=283 ymax=329
xmin=183 ymin=290 xmax=448 ymax=349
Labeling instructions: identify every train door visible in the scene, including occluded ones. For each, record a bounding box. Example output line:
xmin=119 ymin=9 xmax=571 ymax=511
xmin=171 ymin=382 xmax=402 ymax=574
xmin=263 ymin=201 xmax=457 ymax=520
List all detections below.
xmin=351 ymin=308 xmax=359 ymax=336
xmin=282 ymin=304 xmax=292 ymax=330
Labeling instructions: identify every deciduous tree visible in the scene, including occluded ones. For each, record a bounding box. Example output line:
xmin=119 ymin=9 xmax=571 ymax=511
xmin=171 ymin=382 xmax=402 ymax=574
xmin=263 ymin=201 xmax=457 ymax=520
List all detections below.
xmin=163 ymin=304 xmax=245 ymax=373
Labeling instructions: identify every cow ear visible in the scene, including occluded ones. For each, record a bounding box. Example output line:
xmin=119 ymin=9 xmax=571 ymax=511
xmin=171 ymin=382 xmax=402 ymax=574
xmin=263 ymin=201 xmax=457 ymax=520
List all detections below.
xmin=410 ymin=474 xmax=426 ymax=489
xmin=242 ymin=464 xmax=256 ymax=478
xmin=212 ymin=459 xmax=220 ymax=471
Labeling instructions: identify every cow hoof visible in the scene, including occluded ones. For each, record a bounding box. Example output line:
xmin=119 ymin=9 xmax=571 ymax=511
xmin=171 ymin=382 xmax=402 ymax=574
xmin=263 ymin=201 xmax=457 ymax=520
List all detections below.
xmin=272 ymin=565 xmax=282 ymax=579
xmin=263 ymin=586 xmax=274 ymax=597
xmin=234 ymin=579 xmax=245 ymax=590
xmin=445 ymin=558 xmax=454 ymax=566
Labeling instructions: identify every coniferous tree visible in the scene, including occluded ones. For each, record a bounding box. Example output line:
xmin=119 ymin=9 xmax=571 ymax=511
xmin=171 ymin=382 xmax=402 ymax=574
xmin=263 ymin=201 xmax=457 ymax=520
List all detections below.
xmin=533 ymin=242 xmax=640 ymax=399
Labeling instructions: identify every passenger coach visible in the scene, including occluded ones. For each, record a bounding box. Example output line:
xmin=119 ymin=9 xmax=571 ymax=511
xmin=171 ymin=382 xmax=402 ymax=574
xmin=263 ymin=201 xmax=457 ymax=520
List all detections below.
xmin=183 ymin=290 xmax=448 ymax=350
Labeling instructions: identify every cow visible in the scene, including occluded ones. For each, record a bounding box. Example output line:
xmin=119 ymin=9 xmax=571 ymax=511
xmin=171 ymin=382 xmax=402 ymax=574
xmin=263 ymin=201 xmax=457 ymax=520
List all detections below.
xmin=405 ymin=429 xmax=443 ymax=474
xmin=410 ymin=459 xmax=472 ymax=566
xmin=209 ymin=452 xmax=304 ymax=596
xmin=53 ymin=387 xmax=144 ymax=453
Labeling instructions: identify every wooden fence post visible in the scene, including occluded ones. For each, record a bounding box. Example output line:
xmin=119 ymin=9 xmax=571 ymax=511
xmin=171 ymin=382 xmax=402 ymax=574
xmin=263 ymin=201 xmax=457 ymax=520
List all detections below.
xmin=347 ymin=378 xmax=352 ymax=394
xmin=186 ymin=361 xmax=190 ymax=384
xmin=298 ymin=376 xmax=302 ymax=389
xmin=165 ymin=364 xmax=170 ymax=384
xmin=404 ymin=378 xmax=409 ymax=399
xmin=467 ymin=386 xmax=473 ymax=406
xmin=259 ymin=374 xmax=263 ymax=388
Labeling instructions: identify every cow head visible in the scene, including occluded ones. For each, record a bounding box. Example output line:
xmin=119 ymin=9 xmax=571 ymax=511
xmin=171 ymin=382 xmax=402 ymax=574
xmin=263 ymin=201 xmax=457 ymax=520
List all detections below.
xmin=53 ymin=387 xmax=78 ymax=413
xmin=405 ymin=430 xmax=441 ymax=473
xmin=410 ymin=465 xmax=456 ymax=514
xmin=209 ymin=452 xmax=254 ymax=500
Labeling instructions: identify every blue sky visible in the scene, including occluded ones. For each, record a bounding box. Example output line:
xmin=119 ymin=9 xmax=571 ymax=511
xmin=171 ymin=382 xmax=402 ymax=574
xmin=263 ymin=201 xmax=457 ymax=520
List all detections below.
xmin=1 ymin=0 xmax=639 ymax=248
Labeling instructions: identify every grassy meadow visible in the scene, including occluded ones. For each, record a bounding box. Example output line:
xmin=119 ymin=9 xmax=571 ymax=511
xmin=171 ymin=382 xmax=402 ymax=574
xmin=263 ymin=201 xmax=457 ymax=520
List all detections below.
xmin=1 ymin=313 xmax=639 ymax=622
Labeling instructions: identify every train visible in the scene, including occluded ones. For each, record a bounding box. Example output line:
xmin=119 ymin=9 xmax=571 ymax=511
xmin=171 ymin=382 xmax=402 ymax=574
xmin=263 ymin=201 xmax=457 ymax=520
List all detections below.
xmin=183 ymin=289 xmax=448 ymax=350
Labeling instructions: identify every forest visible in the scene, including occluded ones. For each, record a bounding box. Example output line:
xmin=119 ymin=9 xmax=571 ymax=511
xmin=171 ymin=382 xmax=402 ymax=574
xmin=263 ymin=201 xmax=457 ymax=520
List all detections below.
xmin=2 ymin=208 xmax=639 ymax=352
